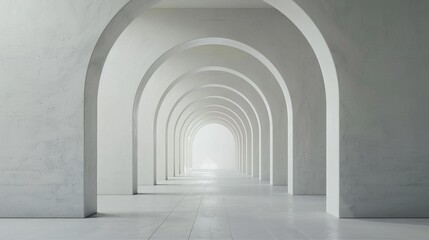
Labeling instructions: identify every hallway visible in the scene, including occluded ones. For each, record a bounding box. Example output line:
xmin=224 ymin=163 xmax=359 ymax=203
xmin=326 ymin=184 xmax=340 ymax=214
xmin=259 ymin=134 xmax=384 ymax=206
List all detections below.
xmin=2 ymin=170 xmax=428 ymax=240
xmin=2 ymin=1 xmax=429 ymax=239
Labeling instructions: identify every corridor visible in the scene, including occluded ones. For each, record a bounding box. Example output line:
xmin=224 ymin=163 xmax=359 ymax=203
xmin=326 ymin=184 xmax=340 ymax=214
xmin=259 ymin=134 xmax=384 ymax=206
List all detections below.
xmin=2 ymin=1 xmax=429 ymax=239
xmin=2 ymin=170 xmax=428 ymax=240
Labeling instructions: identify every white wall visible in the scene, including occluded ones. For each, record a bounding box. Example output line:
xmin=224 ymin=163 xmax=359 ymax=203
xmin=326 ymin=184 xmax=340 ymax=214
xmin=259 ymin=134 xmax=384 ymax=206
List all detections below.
xmin=191 ymin=124 xmax=236 ymax=170
xmin=295 ymin=0 xmax=429 ymax=217
xmin=0 ymin=0 xmax=128 ymax=217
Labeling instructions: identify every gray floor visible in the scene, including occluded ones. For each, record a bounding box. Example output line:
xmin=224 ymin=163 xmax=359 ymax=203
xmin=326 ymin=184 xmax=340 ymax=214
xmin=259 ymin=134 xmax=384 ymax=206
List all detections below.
xmin=1 ymin=170 xmax=429 ymax=240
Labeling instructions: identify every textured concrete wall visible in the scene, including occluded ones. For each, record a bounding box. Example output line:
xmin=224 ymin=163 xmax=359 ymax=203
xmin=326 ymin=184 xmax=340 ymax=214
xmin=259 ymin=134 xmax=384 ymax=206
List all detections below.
xmin=296 ymin=0 xmax=429 ymax=217
xmin=0 ymin=0 xmax=127 ymax=217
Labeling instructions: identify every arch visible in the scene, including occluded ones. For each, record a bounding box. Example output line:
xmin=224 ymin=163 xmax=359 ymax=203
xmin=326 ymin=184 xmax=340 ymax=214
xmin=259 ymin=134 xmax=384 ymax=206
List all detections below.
xmin=189 ymin=119 xmax=242 ymax=171
xmin=172 ymin=94 xmax=258 ymax=176
xmin=174 ymin=91 xmax=262 ymax=177
xmin=151 ymin=67 xmax=270 ymax=174
xmin=160 ymin=80 xmax=262 ymax=175
xmin=187 ymin=119 xmax=241 ymax=171
xmin=176 ymin=102 xmax=252 ymax=176
xmin=187 ymin=118 xmax=242 ymax=172
xmin=85 ymin=0 xmax=339 ymax=216
xmin=189 ymin=122 xmax=237 ymax=171
xmin=182 ymin=110 xmax=247 ymax=173
xmin=174 ymin=101 xmax=253 ymax=177
xmin=263 ymin=0 xmax=339 ymax=216
xmin=160 ymin=91 xmax=254 ymax=178
xmin=192 ymin=117 xmax=243 ymax=172
xmin=132 ymin=38 xmax=291 ymax=185
xmin=184 ymin=111 xmax=248 ymax=173
xmin=151 ymin=70 xmax=269 ymax=177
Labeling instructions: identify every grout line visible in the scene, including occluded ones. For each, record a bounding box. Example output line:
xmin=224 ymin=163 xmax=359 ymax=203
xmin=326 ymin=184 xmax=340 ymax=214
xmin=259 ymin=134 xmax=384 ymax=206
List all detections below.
xmin=147 ymin=186 xmax=195 ymax=240
xmin=257 ymin=215 xmax=278 ymax=240
xmin=292 ymin=224 xmax=313 ymax=240
xmin=222 ymin=194 xmax=234 ymax=240
xmin=187 ymin=183 xmax=208 ymax=240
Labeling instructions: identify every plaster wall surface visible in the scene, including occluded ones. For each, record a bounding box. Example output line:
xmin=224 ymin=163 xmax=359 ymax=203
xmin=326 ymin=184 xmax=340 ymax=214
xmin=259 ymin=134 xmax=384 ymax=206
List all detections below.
xmin=295 ymin=0 xmax=429 ymax=217
xmin=0 ymin=0 xmax=128 ymax=217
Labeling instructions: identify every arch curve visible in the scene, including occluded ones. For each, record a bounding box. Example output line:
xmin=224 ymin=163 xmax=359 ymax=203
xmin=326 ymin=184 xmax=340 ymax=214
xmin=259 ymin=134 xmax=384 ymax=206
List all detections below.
xmin=86 ymin=0 xmax=339 ymax=216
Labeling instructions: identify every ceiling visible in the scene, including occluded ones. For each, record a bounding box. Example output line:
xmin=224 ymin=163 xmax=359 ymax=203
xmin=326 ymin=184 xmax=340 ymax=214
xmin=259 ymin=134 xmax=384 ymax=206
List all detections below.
xmin=153 ymin=0 xmax=272 ymax=8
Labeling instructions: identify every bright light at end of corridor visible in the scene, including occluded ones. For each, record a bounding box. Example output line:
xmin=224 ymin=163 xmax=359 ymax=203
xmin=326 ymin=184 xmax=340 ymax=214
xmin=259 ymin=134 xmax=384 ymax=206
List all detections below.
xmin=199 ymin=158 xmax=218 ymax=169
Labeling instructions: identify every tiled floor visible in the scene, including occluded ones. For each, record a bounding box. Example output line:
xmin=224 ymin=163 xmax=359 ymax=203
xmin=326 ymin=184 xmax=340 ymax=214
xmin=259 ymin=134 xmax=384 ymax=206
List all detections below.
xmin=1 ymin=170 xmax=429 ymax=239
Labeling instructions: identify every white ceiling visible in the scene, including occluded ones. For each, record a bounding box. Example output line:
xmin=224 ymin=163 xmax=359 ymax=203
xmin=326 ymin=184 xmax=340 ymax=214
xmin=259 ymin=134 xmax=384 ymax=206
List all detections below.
xmin=153 ymin=0 xmax=272 ymax=8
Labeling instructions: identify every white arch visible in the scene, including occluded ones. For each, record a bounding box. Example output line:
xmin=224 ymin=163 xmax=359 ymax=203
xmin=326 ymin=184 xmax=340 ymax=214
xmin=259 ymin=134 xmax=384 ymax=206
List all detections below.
xmin=263 ymin=0 xmax=339 ymax=217
xmin=183 ymin=109 xmax=248 ymax=173
xmin=187 ymin=119 xmax=241 ymax=171
xmin=160 ymin=90 xmax=253 ymax=177
xmin=171 ymin=89 xmax=261 ymax=175
xmin=184 ymin=110 xmax=248 ymax=173
xmin=170 ymin=88 xmax=262 ymax=176
xmin=187 ymin=116 xmax=244 ymax=172
xmin=132 ymin=38 xmax=291 ymax=185
xmin=85 ymin=0 xmax=339 ymax=216
xmin=152 ymin=67 xmax=270 ymax=175
xmin=188 ymin=120 xmax=239 ymax=171
xmin=152 ymin=69 xmax=269 ymax=177
xmin=175 ymin=97 xmax=256 ymax=175
xmin=174 ymin=101 xmax=253 ymax=176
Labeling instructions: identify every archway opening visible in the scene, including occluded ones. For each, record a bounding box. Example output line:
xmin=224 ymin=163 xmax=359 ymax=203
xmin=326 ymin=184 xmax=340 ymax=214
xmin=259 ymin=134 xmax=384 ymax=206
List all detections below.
xmin=191 ymin=123 xmax=236 ymax=171
xmin=88 ymin=0 xmax=338 ymax=218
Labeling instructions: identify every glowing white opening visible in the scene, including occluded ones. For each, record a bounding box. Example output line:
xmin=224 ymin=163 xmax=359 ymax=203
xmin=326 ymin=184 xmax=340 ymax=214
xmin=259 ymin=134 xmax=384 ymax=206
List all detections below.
xmin=192 ymin=123 xmax=236 ymax=170
xmin=199 ymin=158 xmax=218 ymax=170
